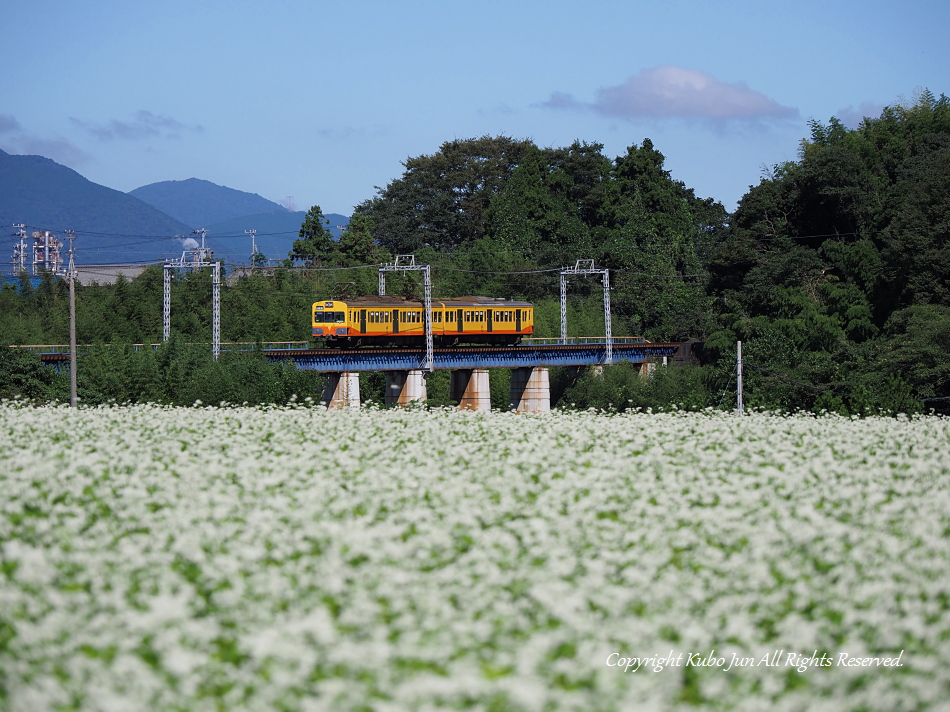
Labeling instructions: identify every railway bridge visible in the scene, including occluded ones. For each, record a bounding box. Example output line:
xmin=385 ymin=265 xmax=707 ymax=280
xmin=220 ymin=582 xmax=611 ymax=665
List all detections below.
xmin=20 ymin=338 xmax=686 ymax=412
xmin=263 ymin=338 xmax=682 ymax=410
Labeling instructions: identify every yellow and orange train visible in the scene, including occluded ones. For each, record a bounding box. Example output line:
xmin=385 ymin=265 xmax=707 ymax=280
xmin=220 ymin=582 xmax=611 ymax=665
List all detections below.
xmin=311 ymin=295 xmax=534 ymax=347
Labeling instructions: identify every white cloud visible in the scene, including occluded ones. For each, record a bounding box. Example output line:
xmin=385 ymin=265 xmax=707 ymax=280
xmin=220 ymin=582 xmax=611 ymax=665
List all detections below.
xmin=541 ymin=65 xmax=798 ymax=123
xmin=70 ymin=111 xmax=203 ymax=141
xmin=0 ymin=114 xmax=22 ymax=133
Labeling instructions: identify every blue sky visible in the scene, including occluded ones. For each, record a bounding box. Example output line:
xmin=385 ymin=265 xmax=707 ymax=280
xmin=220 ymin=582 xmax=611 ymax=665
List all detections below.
xmin=2 ymin=0 xmax=948 ymax=216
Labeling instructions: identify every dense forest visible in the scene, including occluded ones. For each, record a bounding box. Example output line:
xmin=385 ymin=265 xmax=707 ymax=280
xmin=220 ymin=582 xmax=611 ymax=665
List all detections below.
xmin=3 ymin=91 xmax=949 ymax=413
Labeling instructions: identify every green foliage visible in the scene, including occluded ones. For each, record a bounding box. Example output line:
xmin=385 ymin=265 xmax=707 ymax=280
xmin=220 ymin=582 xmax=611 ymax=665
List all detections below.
xmin=72 ymin=340 xmax=326 ymax=406
xmin=356 ymin=135 xmax=537 ymax=254
xmin=289 ymin=206 xmax=335 ymax=266
xmin=558 ymin=363 xmax=723 ymax=412
xmin=702 ymin=90 xmax=950 ymax=415
xmin=0 ymin=346 xmax=65 ymax=401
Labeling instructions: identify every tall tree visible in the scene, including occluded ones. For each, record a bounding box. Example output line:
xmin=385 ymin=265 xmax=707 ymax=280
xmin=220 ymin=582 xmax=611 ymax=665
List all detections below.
xmin=355 ymin=136 xmax=536 ymax=253
xmin=290 ymin=206 xmax=334 ymax=266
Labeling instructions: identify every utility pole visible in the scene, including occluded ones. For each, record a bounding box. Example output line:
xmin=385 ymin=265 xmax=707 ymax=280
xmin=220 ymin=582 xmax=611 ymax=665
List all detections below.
xmin=245 ymin=229 xmax=258 ymax=264
xmin=66 ymin=230 xmax=77 ymax=408
xmin=192 ymin=229 xmax=211 ymax=265
xmin=737 ymin=340 xmax=744 ymax=415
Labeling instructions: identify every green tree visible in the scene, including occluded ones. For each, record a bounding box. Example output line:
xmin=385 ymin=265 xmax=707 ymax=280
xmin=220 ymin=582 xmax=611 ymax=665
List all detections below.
xmin=336 ymin=213 xmax=388 ymax=265
xmin=356 ymin=135 xmax=537 ymax=253
xmin=290 ymin=206 xmax=334 ymax=266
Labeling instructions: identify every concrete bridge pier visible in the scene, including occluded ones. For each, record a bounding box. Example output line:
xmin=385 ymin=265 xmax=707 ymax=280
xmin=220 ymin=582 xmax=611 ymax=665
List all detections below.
xmin=322 ymin=371 xmax=361 ymax=409
xmin=385 ymin=370 xmax=427 ymax=406
xmin=450 ymin=369 xmax=491 ymax=411
xmin=510 ymin=367 xmax=550 ymax=413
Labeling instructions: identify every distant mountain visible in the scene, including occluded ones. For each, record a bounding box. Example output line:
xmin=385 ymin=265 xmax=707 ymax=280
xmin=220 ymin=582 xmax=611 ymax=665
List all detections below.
xmin=0 ymin=150 xmax=350 ymax=268
xmin=0 ymin=149 xmax=193 ymax=266
xmin=203 ymin=210 xmax=349 ymax=263
xmin=129 ymin=178 xmax=288 ymax=228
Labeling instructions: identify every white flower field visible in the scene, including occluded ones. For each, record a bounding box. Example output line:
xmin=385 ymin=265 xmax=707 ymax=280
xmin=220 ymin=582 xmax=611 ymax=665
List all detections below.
xmin=1 ymin=402 xmax=949 ymax=711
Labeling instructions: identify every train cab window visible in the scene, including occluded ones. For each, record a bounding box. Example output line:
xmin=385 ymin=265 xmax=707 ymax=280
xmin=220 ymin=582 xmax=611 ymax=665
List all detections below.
xmin=314 ymin=311 xmax=345 ymax=323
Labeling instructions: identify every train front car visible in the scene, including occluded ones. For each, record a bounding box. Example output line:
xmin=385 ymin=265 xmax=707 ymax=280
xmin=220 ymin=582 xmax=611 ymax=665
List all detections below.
xmin=311 ymin=300 xmax=357 ymax=346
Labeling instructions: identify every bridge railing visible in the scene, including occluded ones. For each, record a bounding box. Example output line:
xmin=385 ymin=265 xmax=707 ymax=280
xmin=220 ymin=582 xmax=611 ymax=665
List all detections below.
xmin=9 ymin=341 xmax=312 ymax=356
xmin=521 ymin=336 xmax=648 ymax=346
xmin=12 ymin=339 xmax=653 ymax=355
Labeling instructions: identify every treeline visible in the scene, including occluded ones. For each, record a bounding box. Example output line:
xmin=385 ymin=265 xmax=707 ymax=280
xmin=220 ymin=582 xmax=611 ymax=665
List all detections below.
xmin=4 ymin=90 xmax=950 ymax=413
xmin=0 ymin=338 xmax=326 ymax=407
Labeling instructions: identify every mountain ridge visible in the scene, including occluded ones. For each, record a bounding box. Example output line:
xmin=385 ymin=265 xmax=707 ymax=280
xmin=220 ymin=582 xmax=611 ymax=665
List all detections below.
xmin=129 ymin=178 xmax=288 ymax=228
xmin=0 ymin=150 xmax=348 ymax=267
xmin=0 ymin=148 xmax=193 ymax=264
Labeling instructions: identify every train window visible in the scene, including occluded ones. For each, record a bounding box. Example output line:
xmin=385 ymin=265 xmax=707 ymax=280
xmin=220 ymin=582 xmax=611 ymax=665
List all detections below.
xmin=433 ymin=311 xmax=442 ymax=323
xmin=464 ymin=311 xmax=471 ymax=322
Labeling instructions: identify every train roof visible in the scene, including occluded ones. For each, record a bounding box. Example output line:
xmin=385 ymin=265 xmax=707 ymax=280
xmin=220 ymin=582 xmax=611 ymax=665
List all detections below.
xmin=322 ymin=296 xmax=533 ymax=308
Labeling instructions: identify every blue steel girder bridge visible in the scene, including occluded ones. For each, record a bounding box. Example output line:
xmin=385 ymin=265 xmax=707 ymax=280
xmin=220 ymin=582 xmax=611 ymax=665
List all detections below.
xmin=18 ymin=338 xmax=684 ymax=411
xmin=269 ymin=337 xmax=679 ymax=372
